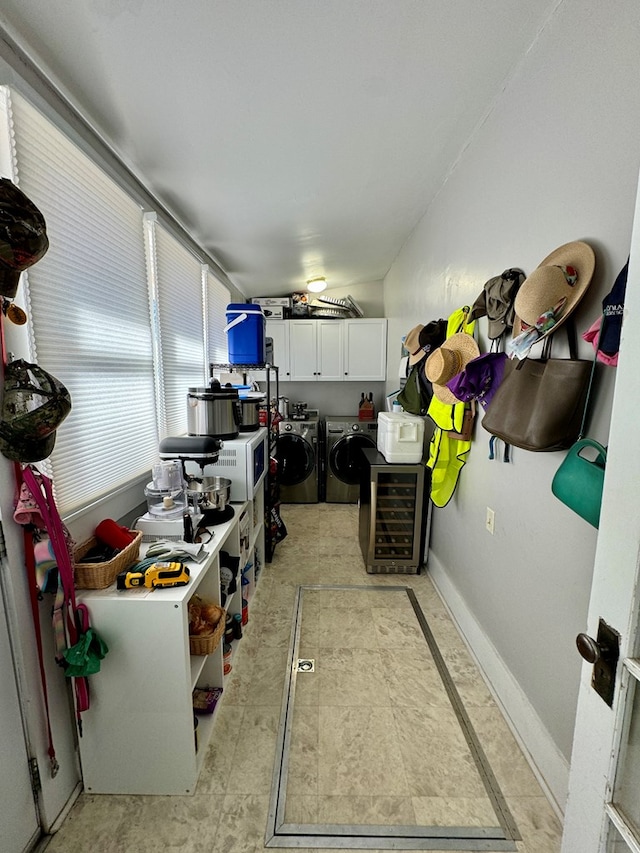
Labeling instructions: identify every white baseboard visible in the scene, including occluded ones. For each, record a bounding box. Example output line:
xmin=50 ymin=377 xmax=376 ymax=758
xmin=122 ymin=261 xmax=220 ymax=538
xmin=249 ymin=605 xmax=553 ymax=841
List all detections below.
xmin=428 ymin=550 xmax=568 ymax=820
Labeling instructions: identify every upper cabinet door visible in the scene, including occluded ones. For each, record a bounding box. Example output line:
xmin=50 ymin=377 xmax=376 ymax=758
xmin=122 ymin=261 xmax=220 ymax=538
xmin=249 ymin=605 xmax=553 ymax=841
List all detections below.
xmin=289 ymin=320 xmax=318 ymax=381
xmin=265 ymin=319 xmax=291 ymax=380
xmin=316 ymin=320 xmax=343 ymax=381
xmin=343 ymin=319 xmax=387 ymax=381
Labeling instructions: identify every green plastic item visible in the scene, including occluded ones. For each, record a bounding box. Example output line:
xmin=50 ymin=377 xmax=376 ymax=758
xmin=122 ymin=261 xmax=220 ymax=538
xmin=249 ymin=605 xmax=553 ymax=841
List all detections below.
xmin=63 ymin=628 xmax=109 ymax=677
xmin=551 ymin=438 xmax=607 ymax=528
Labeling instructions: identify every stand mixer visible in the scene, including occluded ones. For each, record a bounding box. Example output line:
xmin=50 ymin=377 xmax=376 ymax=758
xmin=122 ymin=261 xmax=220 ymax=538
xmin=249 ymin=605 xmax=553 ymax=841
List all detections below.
xmin=137 ymin=436 xmax=224 ymax=541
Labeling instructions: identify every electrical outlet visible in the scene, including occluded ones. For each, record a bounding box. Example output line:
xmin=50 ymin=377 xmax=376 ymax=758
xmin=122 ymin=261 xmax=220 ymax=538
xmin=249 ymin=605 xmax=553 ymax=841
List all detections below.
xmin=486 ymin=507 xmax=495 ymax=535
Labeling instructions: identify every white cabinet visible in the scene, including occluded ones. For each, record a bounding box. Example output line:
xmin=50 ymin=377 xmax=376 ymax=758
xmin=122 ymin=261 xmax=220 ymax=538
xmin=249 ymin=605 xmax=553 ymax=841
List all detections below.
xmin=76 ymin=488 xmax=265 ymax=795
xmin=267 ymin=318 xmax=387 ymax=382
xmin=289 ymin=319 xmax=343 ymax=381
xmin=343 ymin=319 xmax=388 ymax=381
xmin=265 ymin=319 xmax=290 ymax=379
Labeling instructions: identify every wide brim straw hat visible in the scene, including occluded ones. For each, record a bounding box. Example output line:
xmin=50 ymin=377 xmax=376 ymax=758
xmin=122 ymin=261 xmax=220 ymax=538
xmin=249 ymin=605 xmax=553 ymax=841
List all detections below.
xmin=425 ymin=332 xmax=480 ymax=405
xmin=513 ymin=241 xmax=595 ymax=339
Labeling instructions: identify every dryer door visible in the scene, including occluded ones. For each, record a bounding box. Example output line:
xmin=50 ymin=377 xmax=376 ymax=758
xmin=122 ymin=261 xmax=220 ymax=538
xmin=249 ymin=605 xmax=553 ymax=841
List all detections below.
xmin=276 ymin=434 xmax=315 ymax=486
xmin=329 ymin=433 xmax=376 ymax=485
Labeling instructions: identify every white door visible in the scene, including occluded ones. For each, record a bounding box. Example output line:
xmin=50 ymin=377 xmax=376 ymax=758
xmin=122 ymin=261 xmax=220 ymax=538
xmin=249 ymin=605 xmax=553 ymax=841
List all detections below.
xmin=343 ymin=319 xmax=388 ymax=381
xmin=0 ymin=588 xmax=40 ymax=853
xmin=265 ymin=320 xmax=291 ymax=380
xmin=317 ymin=320 xmax=343 ymax=381
xmin=562 ymin=175 xmax=640 ymax=852
xmin=289 ymin=320 xmax=318 ymax=381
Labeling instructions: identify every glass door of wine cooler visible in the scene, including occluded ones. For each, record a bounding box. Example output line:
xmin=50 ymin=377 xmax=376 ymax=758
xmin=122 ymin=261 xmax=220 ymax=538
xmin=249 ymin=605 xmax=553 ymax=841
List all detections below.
xmin=359 ymin=448 xmax=428 ymax=574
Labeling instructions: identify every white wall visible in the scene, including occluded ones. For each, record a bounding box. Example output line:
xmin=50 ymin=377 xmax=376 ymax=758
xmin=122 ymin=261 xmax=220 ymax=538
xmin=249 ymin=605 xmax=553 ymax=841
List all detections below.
xmin=383 ymin=0 xmax=640 ymax=812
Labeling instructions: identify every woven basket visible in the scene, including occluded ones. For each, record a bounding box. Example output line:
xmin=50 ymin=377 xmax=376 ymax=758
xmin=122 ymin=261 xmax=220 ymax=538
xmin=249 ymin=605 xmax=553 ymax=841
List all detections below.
xmin=189 ymin=605 xmax=226 ymax=656
xmin=74 ymin=529 xmax=143 ymax=590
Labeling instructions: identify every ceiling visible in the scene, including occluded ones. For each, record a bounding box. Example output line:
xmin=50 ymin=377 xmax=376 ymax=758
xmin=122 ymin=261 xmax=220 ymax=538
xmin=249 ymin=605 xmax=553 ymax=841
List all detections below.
xmin=0 ymin=1 xmax=558 ymax=299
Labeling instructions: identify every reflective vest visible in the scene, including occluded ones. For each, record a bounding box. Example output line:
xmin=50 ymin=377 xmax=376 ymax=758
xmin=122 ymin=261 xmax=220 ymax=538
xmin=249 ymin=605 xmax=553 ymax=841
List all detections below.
xmin=427 ymin=308 xmax=475 ymax=507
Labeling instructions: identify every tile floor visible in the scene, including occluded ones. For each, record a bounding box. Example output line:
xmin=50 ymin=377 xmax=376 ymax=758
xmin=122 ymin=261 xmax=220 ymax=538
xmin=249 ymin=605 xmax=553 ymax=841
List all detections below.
xmin=43 ymin=502 xmax=563 ymax=853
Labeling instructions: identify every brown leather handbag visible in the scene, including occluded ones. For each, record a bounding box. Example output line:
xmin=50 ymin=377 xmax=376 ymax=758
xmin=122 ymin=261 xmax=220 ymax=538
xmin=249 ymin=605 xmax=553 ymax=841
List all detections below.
xmin=481 ymin=322 xmax=592 ymax=452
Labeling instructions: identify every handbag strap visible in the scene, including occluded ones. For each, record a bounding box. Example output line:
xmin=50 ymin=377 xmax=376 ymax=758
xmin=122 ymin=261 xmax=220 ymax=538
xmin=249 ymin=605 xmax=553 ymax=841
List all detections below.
xmin=538 ymin=316 xmax=601 ymax=440
xmin=578 ymin=315 xmax=604 ymax=441
xmin=539 ymin=317 xmax=579 ymax=361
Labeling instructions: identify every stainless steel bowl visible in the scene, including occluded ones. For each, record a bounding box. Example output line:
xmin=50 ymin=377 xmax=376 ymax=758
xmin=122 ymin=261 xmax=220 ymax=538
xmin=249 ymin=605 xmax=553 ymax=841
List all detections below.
xmin=186 ymin=476 xmax=232 ymax=511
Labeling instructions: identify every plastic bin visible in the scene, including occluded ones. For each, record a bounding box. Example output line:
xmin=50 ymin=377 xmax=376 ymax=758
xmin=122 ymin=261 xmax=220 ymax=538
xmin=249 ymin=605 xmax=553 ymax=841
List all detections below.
xmin=377 ymin=411 xmax=425 ymax=463
xmin=224 ymin=303 xmax=266 ymax=365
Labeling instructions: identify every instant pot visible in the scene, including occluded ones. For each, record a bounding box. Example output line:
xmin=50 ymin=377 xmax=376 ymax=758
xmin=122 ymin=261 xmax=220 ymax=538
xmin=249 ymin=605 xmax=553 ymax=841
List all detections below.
xmin=239 ymin=392 xmax=266 ymax=432
xmin=187 ymin=380 xmax=241 ymax=440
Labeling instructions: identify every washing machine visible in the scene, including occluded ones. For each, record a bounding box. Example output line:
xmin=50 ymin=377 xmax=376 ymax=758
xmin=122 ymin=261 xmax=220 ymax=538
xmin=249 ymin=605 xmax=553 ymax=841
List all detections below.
xmin=325 ymin=417 xmax=378 ymax=503
xmin=276 ymin=417 xmax=320 ymax=503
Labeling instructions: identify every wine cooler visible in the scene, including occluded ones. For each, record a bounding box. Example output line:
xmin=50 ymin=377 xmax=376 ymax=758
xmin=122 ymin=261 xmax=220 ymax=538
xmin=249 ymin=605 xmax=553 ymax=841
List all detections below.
xmin=358 ymin=448 xmax=431 ymax=574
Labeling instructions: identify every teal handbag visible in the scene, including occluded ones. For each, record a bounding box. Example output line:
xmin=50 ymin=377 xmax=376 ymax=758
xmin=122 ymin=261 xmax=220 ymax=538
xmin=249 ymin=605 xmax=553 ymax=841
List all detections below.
xmin=551 ymin=438 xmax=607 ymax=528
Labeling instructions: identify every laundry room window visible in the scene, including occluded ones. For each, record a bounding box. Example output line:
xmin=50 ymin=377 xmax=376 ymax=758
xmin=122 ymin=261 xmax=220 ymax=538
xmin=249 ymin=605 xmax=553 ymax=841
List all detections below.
xmin=144 ymin=214 xmax=206 ymax=439
xmin=0 ymin=85 xmax=234 ymax=519
xmin=0 ymin=87 xmax=158 ymax=516
xmin=205 ymin=267 xmax=230 ymax=366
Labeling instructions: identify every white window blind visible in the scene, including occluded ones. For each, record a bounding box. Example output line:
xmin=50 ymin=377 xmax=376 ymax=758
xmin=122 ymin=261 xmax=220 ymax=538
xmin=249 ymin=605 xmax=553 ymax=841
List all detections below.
xmin=206 ymin=267 xmax=230 ymax=366
xmin=7 ymin=89 xmax=158 ymax=516
xmin=145 ymin=215 xmax=206 ymax=439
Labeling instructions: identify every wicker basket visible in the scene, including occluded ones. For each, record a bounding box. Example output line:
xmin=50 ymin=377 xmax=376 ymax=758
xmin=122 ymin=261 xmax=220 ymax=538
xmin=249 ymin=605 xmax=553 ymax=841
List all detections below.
xmin=189 ymin=605 xmax=226 ymax=656
xmin=74 ymin=529 xmax=143 ymax=590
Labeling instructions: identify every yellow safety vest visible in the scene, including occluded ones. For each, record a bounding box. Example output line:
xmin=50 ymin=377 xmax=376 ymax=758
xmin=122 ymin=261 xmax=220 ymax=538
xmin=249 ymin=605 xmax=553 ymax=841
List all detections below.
xmin=427 ymin=308 xmax=475 ymax=507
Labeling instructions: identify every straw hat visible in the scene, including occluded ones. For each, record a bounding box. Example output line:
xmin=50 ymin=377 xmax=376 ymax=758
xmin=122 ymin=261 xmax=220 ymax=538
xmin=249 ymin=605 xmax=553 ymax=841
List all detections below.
xmin=513 ymin=241 xmax=595 ymax=339
xmin=425 ymin=333 xmax=480 ymax=405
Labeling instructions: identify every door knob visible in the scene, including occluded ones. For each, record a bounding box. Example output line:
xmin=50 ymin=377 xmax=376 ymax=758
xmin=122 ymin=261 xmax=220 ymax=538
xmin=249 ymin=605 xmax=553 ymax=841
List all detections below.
xmin=575 ymin=619 xmax=620 ymax=708
xmin=576 ymin=633 xmax=606 ymax=664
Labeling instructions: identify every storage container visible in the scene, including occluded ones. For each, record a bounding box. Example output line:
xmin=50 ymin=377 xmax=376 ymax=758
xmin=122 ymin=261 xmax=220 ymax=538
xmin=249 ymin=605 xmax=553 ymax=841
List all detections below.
xmin=224 ymin=303 xmax=266 ymax=365
xmin=376 ymin=411 xmax=425 ymax=463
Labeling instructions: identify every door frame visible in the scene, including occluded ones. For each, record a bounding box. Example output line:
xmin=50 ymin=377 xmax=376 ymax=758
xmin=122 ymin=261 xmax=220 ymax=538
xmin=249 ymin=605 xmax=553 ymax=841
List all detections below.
xmin=561 ymin=174 xmax=640 ymax=850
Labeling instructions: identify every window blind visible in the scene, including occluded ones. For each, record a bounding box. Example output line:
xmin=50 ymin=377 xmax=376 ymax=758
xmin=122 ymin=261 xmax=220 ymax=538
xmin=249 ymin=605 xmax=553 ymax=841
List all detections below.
xmin=7 ymin=89 xmax=158 ymax=516
xmin=206 ymin=267 xmax=230 ymax=366
xmin=145 ymin=215 xmax=206 ymax=439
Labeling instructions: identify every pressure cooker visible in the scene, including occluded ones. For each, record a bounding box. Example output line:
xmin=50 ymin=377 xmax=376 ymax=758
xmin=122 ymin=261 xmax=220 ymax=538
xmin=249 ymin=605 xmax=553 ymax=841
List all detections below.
xmin=239 ymin=392 xmax=266 ymax=432
xmin=187 ymin=380 xmax=241 ymax=440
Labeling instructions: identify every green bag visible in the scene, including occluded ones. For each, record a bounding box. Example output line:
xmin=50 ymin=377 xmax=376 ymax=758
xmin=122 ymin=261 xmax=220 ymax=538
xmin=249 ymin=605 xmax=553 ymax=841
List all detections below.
xmin=397 ymin=363 xmax=430 ymax=415
xmin=551 ymin=438 xmax=606 ymax=528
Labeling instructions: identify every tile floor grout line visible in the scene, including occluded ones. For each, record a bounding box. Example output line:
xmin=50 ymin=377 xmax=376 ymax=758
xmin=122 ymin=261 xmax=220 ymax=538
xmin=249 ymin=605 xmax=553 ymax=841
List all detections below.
xmin=405 ymin=587 xmax=521 ymax=845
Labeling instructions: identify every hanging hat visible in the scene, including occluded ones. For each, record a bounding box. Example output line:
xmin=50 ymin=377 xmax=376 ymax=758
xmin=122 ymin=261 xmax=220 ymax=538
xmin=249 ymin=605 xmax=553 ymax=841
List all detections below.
xmin=404 ymin=320 xmax=447 ymax=366
xmin=446 ymin=352 xmax=508 ymax=409
xmin=425 ymin=333 xmax=480 ymax=404
xmin=0 ymin=178 xmax=49 ymax=299
xmin=470 ymin=268 xmax=525 ymax=340
xmin=599 ymin=257 xmax=628 ymax=356
xmin=513 ymin=241 xmax=595 ymax=340
xmin=0 ymin=359 xmax=71 ymax=462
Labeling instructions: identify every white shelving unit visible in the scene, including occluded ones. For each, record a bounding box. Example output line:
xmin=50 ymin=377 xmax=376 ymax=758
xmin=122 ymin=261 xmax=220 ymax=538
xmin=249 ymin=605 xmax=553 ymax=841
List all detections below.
xmin=76 ymin=489 xmax=265 ymax=795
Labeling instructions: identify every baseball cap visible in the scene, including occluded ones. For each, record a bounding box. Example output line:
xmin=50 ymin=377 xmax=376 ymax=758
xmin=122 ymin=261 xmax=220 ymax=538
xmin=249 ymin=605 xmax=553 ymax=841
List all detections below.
xmin=0 ymin=178 xmax=49 ymax=299
xmin=0 ymin=360 xmax=71 ymax=462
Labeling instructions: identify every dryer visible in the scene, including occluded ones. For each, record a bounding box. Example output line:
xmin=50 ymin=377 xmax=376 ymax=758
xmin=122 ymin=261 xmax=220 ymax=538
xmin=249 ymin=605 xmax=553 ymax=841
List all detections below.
xmin=325 ymin=417 xmax=378 ymax=503
xmin=275 ymin=417 xmax=320 ymax=503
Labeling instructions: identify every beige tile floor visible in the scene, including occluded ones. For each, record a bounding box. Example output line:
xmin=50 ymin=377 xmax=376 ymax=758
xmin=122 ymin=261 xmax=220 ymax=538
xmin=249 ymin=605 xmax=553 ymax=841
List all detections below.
xmin=43 ymin=502 xmax=563 ymax=853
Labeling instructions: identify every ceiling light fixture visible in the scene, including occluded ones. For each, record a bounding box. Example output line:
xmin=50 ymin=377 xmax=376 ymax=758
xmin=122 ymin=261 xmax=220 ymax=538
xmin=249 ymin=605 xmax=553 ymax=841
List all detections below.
xmin=307 ymin=276 xmax=327 ymax=293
